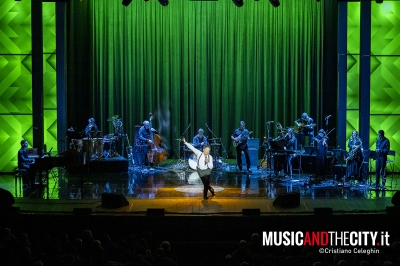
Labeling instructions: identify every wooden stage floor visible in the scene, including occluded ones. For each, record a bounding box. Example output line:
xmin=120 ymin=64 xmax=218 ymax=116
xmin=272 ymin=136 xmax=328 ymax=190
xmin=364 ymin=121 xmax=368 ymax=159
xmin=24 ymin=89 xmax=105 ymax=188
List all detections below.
xmin=1 ymin=159 xmax=399 ymax=215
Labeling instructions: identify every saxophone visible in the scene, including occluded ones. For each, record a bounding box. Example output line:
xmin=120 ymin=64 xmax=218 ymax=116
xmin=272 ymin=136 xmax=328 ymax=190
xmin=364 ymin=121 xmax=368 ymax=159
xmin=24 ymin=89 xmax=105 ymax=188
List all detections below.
xmin=345 ymin=138 xmax=362 ymax=162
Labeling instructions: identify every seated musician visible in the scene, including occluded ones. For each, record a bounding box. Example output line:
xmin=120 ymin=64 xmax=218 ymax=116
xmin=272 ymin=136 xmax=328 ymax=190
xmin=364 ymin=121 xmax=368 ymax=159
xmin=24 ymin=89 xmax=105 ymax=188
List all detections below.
xmin=85 ymin=118 xmax=99 ymax=138
xmin=284 ymin=128 xmax=297 ymax=177
xmin=17 ymin=140 xmax=35 ymax=186
xmin=192 ymin=128 xmax=209 ymax=150
xmin=138 ymin=120 xmax=157 ymax=166
xmin=314 ymin=129 xmax=328 ymax=179
xmin=346 ymin=130 xmax=363 ymax=183
xmin=295 ymin=112 xmax=315 ymax=147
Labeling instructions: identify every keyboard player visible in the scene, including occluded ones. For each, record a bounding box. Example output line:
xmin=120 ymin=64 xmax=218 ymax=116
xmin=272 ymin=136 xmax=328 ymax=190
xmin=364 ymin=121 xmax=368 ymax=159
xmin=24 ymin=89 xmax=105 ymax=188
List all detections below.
xmin=18 ymin=140 xmax=35 ymax=186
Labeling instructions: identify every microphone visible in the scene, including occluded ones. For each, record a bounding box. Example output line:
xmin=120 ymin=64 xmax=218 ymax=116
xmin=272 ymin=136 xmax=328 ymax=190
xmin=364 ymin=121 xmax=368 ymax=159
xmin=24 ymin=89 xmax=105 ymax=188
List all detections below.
xmin=189 ymin=123 xmax=191 ymax=127
xmin=205 ymin=123 xmax=208 ymax=126
xmin=325 ymin=115 xmax=331 ymax=119
xmin=267 ymin=121 xmax=274 ymax=124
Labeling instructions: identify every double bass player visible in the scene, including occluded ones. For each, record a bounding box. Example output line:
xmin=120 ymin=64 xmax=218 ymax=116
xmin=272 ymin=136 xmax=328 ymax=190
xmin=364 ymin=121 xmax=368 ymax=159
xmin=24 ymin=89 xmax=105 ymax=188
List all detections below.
xmin=138 ymin=115 xmax=167 ymax=167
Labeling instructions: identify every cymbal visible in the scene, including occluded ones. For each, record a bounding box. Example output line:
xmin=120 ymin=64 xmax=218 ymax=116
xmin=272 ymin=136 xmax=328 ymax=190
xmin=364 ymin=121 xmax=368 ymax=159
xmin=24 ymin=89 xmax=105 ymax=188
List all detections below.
xmin=174 ymin=139 xmax=182 ymax=140
xmin=107 ymin=115 xmax=119 ymax=121
xmin=211 ymin=143 xmax=221 ymax=146
xmin=209 ymin=138 xmax=220 ymax=140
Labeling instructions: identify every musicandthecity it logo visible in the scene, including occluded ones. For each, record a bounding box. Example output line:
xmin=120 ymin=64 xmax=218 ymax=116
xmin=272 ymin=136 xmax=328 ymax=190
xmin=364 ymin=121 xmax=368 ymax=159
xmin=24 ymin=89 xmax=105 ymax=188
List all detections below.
xmin=263 ymin=231 xmax=390 ymax=247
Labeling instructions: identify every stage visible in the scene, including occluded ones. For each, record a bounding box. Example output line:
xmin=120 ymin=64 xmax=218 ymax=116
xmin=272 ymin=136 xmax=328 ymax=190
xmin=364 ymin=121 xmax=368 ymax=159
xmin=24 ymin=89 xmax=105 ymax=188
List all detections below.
xmin=1 ymin=158 xmax=399 ymax=215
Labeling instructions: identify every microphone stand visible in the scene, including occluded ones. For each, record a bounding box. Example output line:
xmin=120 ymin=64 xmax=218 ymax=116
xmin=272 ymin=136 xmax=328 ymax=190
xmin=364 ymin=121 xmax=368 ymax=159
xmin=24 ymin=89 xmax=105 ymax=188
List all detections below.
xmin=205 ymin=123 xmax=227 ymax=159
xmin=174 ymin=123 xmax=191 ymax=169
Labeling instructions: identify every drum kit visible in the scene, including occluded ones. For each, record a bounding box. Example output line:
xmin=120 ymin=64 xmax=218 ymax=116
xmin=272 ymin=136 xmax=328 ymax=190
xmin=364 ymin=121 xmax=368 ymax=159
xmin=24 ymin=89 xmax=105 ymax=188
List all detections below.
xmin=69 ymin=115 xmax=122 ymax=160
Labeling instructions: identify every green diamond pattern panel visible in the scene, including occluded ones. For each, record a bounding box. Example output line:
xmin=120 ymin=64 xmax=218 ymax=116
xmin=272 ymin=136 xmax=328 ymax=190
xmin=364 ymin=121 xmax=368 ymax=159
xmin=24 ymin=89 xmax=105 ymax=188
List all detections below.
xmin=44 ymin=53 xmax=57 ymax=109
xmin=0 ymin=115 xmax=33 ymax=172
xmin=44 ymin=110 xmax=57 ymax=153
xmin=370 ymin=56 xmax=400 ymax=115
xmin=347 ymin=2 xmax=360 ymax=55
xmin=347 ymin=55 xmax=360 ymax=109
xmin=371 ymin=1 xmax=400 ymax=56
xmin=370 ymin=115 xmax=400 ymax=171
xmin=346 ymin=110 xmax=359 ymax=144
xmin=0 ymin=55 xmax=32 ymax=114
xmin=0 ymin=1 xmax=31 ymax=55
xmin=43 ymin=2 xmax=56 ymax=54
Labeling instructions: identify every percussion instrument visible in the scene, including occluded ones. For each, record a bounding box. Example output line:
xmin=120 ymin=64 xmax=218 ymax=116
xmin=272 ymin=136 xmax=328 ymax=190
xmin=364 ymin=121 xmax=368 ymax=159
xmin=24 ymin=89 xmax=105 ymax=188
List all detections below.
xmin=188 ymin=153 xmax=198 ymax=170
xmin=107 ymin=115 xmax=119 ymax=121
xmin=71 ymin=139 xmax=83 ymax=152
xmin=83 ymin=138 xmax=104 ymax=159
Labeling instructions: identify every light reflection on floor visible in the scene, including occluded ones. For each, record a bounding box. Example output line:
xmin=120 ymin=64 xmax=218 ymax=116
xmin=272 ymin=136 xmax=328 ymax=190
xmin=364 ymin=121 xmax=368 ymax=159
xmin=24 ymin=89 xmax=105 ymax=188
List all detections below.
xmin=2 ymin=163 xmax=399 ymax=200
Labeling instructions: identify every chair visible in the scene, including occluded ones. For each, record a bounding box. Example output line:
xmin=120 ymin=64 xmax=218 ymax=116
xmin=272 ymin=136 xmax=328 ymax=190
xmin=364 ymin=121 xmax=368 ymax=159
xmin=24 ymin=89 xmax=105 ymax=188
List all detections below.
xmin=386 ymin=150 xmax=396 ymax=186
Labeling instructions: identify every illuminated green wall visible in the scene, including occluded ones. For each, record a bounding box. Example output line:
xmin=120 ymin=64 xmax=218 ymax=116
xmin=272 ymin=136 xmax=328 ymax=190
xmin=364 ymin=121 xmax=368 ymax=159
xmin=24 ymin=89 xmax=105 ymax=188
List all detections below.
xmin=347 ymin=1 xmax=400 ymax=171
xmin=0 ymin=1 xmax=57 ymax=172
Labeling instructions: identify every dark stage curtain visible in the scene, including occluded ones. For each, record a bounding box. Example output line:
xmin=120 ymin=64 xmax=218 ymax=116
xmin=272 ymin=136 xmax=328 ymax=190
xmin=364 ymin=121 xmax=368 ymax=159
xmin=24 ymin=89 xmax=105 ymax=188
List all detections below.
xmin=66 ymin=0 xmax=325 ymax=158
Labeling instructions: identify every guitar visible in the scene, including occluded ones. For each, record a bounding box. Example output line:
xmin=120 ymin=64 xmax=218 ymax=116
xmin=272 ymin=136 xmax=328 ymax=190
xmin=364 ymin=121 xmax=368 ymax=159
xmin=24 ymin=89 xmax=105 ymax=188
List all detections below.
xmin=233 ymin=131 xmax=253 ymax=147
xmin=294 ymin=122 xmax=316 ymax=133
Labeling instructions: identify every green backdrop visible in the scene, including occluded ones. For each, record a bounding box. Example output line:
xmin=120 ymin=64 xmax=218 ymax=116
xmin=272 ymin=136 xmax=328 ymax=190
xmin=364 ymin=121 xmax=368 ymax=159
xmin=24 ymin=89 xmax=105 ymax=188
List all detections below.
xmin=67 ymin=0 xmax=324 ymax=159
xmin=346 ymin=1 xmax=400 ymax=171
xmin=0 ymin=1 xmax=57 ymax=172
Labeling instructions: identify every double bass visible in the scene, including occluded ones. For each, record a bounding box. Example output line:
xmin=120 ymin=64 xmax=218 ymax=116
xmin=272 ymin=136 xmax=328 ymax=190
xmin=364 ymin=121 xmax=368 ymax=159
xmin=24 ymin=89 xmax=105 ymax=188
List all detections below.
xmin=147 ymin=113 xmax=167 ymax=163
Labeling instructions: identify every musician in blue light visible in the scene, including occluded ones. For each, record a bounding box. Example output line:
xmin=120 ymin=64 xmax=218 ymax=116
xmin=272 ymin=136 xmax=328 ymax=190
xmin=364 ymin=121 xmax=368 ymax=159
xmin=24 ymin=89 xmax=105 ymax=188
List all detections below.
xmin=375 ymin=130 xmax=390 ymax=189
xmin=346 ymin=130 xmax=363 ymax=183
xmin=192 ymin=128 xmax=209 ymax=150
xmin=231 ymin=121 xmax=251 ymax=173
xmin=295 ymin=112 xmax=315 ymax=148
xmin=85 ymin=118 xmax=98 ymax=138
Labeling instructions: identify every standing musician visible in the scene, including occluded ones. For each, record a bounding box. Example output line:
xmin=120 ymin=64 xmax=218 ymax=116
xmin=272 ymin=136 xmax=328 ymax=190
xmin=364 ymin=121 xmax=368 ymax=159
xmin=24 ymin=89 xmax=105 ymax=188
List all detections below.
xmin=295 ymin=112 xmax=315 ymax=148
xmin=314 ymin=129 xmax=328 ymax=179
xmin=375 ymin=130 xmax=390 ymax=189
xmin=138 ymin=120 xmax=157 ymax=166
xmin=85 ymin=118 xmax=99 ymax=138
xmin=18 ymin=140 xmax=35 ymax=186
xmin=284 ymin=128 xmax=297 ymax=177
xmin=193 ymin=128 xmax=209 ymax=150
xmin=346 ymin=130 xmax=363 ymax=183
xmin=182 ymin=137 xmax=215 ymax=200
xmin=231 ymin=121 xmax=252 ymax=173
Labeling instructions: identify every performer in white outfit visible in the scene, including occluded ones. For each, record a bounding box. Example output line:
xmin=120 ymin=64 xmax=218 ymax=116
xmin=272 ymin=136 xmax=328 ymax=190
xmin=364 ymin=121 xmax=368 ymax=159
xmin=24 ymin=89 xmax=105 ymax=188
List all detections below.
xmin=182 ymin=137 xmax=215 ymax=199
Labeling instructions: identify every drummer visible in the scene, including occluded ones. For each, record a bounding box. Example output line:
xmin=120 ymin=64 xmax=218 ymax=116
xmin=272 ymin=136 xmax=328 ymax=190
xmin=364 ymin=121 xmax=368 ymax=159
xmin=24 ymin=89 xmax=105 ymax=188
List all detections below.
xmin=193 ymin=128 xmax=209 ymax=151
xmin=85 ymin=117 xmax=99 ymax=138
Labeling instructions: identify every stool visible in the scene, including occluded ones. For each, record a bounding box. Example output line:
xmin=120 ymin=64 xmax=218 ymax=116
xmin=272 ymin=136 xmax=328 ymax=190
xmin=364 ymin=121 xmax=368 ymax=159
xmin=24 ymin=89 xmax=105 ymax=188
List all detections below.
xmin=14 ymin=168 xmax=27 ymax=197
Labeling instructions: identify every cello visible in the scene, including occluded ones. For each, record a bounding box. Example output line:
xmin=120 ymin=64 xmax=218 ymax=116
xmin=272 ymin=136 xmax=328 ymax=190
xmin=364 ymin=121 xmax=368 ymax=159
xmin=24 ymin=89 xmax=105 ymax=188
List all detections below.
xmin=147 ymin=113 xmax=167 ymax=164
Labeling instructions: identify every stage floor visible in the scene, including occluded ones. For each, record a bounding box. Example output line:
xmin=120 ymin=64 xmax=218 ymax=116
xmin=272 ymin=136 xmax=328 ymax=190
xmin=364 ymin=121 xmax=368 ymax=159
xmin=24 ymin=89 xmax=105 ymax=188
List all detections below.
xmin=1 ymin=159 xmax=399 ymax=215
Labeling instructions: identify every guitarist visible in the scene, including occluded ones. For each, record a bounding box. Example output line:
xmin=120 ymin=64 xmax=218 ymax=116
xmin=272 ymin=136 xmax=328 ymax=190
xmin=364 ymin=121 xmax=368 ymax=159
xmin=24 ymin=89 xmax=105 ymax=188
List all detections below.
xmin=295 ymin=112 xmax=315 ymax=148
xmin=231 ymin=121 xmax=252 ymax=173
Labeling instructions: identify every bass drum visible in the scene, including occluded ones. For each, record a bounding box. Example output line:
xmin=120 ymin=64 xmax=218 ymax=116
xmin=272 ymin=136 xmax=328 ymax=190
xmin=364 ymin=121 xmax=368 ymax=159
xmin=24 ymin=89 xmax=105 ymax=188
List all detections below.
xmin=188 ymin=153 xmax=197 ymax=170
xmin=83 ymin=138 xmax=104 ymax=160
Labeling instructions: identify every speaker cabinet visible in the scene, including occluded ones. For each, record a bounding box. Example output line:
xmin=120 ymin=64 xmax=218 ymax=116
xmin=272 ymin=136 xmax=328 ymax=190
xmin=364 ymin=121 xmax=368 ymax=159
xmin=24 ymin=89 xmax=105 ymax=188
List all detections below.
xmin=392 ymin=191 xmax=400 ymax=207
xmin=102 ymin=193 xmax=129 ymax=208
xmin=273 ymin=192 xmax=300 ymax=208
